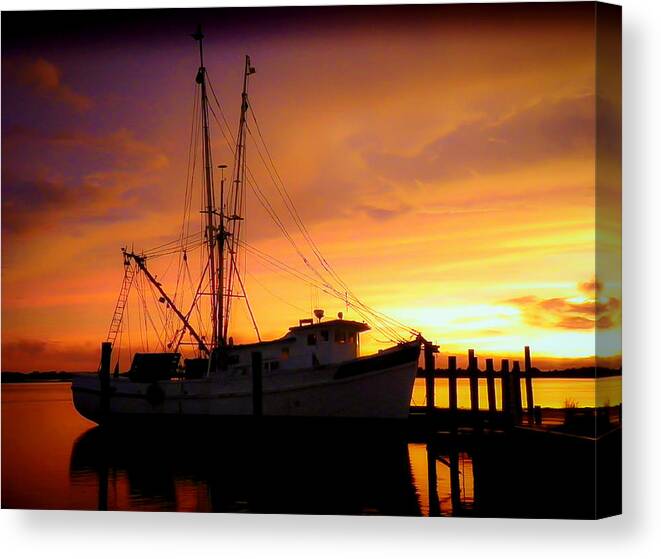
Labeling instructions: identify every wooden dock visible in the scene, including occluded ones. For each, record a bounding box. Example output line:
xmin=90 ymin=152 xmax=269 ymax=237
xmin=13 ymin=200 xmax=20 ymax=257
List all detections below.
xmin=413 ymin=344 xmax=540 ymax=430
xmin=409 ymin=344 xmax=621 ymax=432
xmin=410 ymin=343 xmax=622 ymax=518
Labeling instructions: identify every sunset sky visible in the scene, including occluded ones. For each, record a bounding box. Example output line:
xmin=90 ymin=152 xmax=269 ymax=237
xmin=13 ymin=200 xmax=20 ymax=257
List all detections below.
xmin=1 ymin=4 xmax=621 ymax=371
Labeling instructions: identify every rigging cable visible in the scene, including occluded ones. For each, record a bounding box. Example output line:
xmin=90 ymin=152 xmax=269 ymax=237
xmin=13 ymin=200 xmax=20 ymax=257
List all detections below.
xmin=248 ymin=103 xmax=417 ymax=340
xmin=246 ymin=271 xmax=308 ymax=315
xmin=236 ymin=239 xmax=405 ymax=342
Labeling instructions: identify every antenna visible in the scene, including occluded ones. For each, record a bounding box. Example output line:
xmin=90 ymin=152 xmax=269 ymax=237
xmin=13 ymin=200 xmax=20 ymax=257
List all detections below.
xmin=192 ymin=24 xmax=205 ymax=67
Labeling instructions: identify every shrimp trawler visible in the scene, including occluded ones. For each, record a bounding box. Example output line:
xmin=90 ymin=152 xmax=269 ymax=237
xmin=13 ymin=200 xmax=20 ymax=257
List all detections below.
xmin=71 ymin=27 xmax=431 ymax=425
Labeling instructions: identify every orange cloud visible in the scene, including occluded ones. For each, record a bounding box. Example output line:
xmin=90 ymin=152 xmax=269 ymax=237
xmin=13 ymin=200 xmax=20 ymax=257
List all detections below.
xmin=357 ymin=203 xmax=412 ymax=221
xmin=363 ymin=93 xmax=596 ymax=183
xmin=45 ymin=129 xmax=170 ymax=171
xmin=504 ymin=280 xmax=620 ymax=331
xmin=2 ymin=176 xmax=105 ymax=233
xmin=578 ymin=278 xmax=603 ymax=295
xmin=9 ymin=57 xmax=93 ymax=111
xmin=2 ymin=338 xmax=99 ymax=372
xmin=2 ymin=128 xmax=169 ymax=235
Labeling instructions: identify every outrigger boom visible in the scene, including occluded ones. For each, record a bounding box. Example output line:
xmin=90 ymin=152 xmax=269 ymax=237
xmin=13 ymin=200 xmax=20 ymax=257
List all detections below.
xmin=123 ymin=250 xmax=209 ymax=355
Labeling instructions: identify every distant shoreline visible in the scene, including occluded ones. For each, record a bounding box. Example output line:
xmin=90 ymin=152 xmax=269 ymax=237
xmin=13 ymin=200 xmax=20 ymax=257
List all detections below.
xmin=1 ymin=372 xmax=92 ymax=383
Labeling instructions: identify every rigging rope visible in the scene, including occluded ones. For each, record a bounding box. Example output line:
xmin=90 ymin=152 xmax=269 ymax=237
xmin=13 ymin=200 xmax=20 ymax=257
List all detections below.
xmin=236 ymin=238 xmax=409 ymax=343
xmin=115 ymin=68 xmax=418 ymax=352
xmin=208 ymin=78 xmax=416 ymax=342
xmin=247 ymin=103 xmax=417 ymax=340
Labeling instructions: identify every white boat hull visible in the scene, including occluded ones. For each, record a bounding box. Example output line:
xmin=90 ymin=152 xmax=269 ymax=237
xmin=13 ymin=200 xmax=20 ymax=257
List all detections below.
xmin=72 ymin=343 xmax=420 ymax=424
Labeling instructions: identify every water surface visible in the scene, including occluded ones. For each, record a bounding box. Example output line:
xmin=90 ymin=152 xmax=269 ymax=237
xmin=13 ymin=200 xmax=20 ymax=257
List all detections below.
xmin=2 ymin=381 xmax=620 ymax=516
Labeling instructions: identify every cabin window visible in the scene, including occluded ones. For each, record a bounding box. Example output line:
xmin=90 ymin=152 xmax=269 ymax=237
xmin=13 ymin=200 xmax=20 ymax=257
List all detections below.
xmin=335 ymin=330 xmax=346 ymax=344
xmin=281 ymin=347 xmax=289 ymax=360
xmin=320 ymin=330 xmax=329 ymax=342
xmin=348 ymin=333 xmax=356 ymax=344
xmin=307 ymin=333 xmax=317 ymax=346
xmin=264 ymin=360 xmax=280 ymax=372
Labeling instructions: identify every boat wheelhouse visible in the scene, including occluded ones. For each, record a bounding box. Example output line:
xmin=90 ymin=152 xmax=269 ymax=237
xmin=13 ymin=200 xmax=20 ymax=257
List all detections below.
xmin=224 ymin=318 xmax=369 ymax=374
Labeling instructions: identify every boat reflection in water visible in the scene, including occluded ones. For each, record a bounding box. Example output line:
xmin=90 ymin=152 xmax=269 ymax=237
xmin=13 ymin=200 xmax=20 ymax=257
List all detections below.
xmin=69 ymin=422 xmax=422 ymax=515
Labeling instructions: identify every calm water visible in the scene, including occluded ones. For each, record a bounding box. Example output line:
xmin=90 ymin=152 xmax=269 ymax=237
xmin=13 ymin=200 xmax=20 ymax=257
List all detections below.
xmin=2 ymin=380 xmax=620 ymax=515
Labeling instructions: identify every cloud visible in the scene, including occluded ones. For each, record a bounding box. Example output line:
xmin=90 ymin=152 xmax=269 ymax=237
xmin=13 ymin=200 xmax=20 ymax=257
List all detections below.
xmin=363 ymin=93 xmax=597 ymax=183
xmin=45 ymin=129 xmax=169 ymax=171
xmin=578 ymin=278 xmax=603 ymax=295
xmin=2 ymin=128 xmax=169 ymax=235
xmin=1 ymin=338 xmax=100 ymax=371
xmin=1 ymin=176 xmax=116 ymax=234
xmin=1 ymin=171 xmax=163 ymax=236
xmin=4 ymin=126 xmax=169 ymax=172
xmin=357 ymin=203 xmax=412 ymax=221
xmin=504 ymin=279 xmax=621 ymax=331
xmin=9 ymin=58 xmax=93 ymax=111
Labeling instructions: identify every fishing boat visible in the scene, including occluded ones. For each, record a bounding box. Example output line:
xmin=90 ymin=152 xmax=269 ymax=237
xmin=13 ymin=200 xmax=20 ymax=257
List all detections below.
xmin=71 ymin=27 xmax=430 ymax=425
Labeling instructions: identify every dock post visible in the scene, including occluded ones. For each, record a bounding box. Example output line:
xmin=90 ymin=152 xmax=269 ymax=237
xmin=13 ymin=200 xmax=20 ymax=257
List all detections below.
xmin=511 ymin=360 xmax=523 ymax=423
xmin=524 ymin=346 xmax=535 ymax=423
xmin=485 ymin=358 xmax=496 ymax=417
xmin=100 ymin=341 xmax=112 ymax=418
xmin=448 ymin=356 xmax=458 ymax=427
xmin=468 ymin=349 xmax=479 ymax=422
xmin=251 ymin=351 xmax=263 ymax=417
xmin=424 ymin=341 xmax=437 ymax=419
xmin=500 ymin=359 xmax=511 ymax=422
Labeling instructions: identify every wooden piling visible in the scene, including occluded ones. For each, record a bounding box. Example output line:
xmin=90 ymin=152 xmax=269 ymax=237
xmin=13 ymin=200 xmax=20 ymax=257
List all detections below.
xmin=424 ymin=342 xmax=436 ymax=417
xmin=448 ymin=356 xmax=458 ymax=425
xmin=485 ymin=358 xmax=497 ymax=415
xmin=524 ymin=346 xmax=535 ymax=422
xmin=448 ymin=356 xmax=458 ymax=412
xmin=100 ymin=341 xmax=112 ymax=418
xmin=500 ymin=359 xmax=511 ymax=418
xmin=251 ymin=351 xmax=263 ymax=417
xmin=511 ymin=360 xmax=523 ymax=421
xmin=468 ymin=349 xmax=479 ymax=417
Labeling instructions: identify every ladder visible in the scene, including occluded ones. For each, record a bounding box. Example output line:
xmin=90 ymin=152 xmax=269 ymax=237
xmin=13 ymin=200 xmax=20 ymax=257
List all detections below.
xmin=106 ymin=264 xmax=135 ymax=347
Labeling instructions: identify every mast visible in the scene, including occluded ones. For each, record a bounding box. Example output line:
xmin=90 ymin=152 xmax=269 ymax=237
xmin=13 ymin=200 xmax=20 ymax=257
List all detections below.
xmin=192 ymin=25 xmax=222 ymax=352
xmin=223 ymin=55 xmax=255 ymax=342
xmin=217 ymin=164 xmax=227 ymax=349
